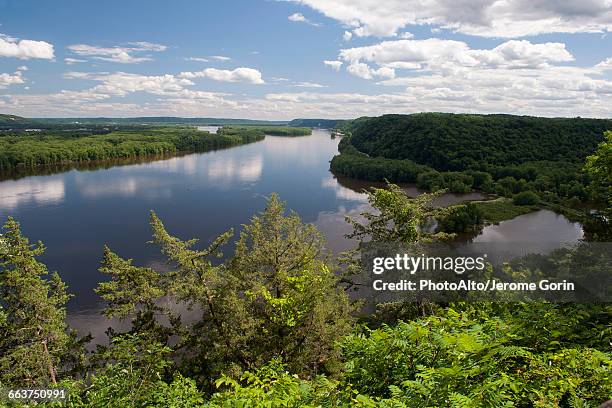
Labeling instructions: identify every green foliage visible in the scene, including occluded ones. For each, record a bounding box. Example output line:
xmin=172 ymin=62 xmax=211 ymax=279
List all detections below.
xmin=513 ymin=191 xmax=540 ymax=205
xmin=331 ymin=154 xmax=431 ymax=183
xmin=223 ymin=194 xmax=354 ymax=376
xmin=96 ymin=246 xmax=177 ymax=344
xmin=347 ymin=113 xmax=610 ymax=170
xmin=0 ymin=217 xmax=77 ymax=387
xmin=208 ymin=359 xmax=347 ymax=407
xmin=470 ymin=198 xmax=536 ymax=224
xmin=220 ymin=125 xmax=311 ymax=137
xmin=436 ymin=202 xmax=484 ymax=233
xmin=340 ymin=307 xmax=611 ymax=407
xmin=0 ymin=127 xmax=264 ymax=170
xmin=582 ymin=131 xmax=612 ymax=239
xmin=94 ymin=194 xmax=353 ymax=391
xmin=84 ymin=334 xmax=172 ymax=406
xmin=0 ymin=114 xmax=29 ymax=126
xmin=416 ymin=170 xmax=443 ymax=190
xmin=66 ymin=334 xmax=203 ymax=408
xmin=330 ymin=114 xmax=611 ymax=221
xmin=332 ymin=148 xmax=589 ymax=203
xmin=2 ymin=186 xmax=611 ymax=407
xmin=287 ymin=118 xmax=344 ymax=129
xmin=346 ymin=183 xmax=450 ymax=244
xmin=584 ymin=131 xmax=612 ymax=218
xmin=416 ymin=171 xmax=476 ymax=193
xmin=97 ymin=247 xmax=165 ymax=319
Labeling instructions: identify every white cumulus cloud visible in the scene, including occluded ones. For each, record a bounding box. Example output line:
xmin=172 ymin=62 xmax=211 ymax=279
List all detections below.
xmin=323 ymin=60 xmax=343 ymax=70
xmin=67 ymin=42 xmax=167 ymax=64
xmin=179 ymin=67 xmax=265 ymax=84
xmin=289 ymin=0 xmax=612 ymax=38
xmin=0 ymin=34 xmax=54 ymax=59
xmin=595 ymin=57 xmax=612 ymax=71
xmin=346 ymin=62 xmax=395 ymax=79
xmin=338 ymin=38 xmax=575 ymax=78
xmin=63 ymin=71 xmax=195 ymax=96
xmin=289 ymin=12 xmax=307 ymax=22
xmin=0 ymin=70 xmax=25 ymax=88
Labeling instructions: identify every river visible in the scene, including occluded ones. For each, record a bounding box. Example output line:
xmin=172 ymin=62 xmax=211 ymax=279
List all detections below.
xmin=0 ymin=129 xmax=583 ymax=339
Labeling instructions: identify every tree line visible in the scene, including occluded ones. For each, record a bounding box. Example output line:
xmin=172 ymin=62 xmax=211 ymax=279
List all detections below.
xmin=0 ymin=126 xmax=311 ymax=171
xmin=219 ymin=125 xmax=312 ymax=137
xmin=345 ymin=113 xmax=611 ymax=170
xmin=0 ymin=114 xmax=288 ymax=130
xmin=331 ymin=114 xmax=611 ymax=238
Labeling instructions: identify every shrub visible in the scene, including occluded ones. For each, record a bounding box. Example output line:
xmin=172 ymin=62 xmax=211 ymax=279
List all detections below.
xmin=513 ymin=191 xmax=540 ymax=205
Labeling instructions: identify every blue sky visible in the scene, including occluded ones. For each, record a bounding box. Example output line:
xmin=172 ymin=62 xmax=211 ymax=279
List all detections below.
xmin=0 ymin=0 xmax=611 ymax=119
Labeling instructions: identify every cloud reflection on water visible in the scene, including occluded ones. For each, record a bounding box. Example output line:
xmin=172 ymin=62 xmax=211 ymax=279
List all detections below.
xmin=0 ymin=178 xmax=65 ymax=211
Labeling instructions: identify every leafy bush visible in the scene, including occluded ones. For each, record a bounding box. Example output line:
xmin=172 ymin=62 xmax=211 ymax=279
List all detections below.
xmin=437 ymin=202 xmax=484 ymax=233
xmin=340 ymin=307 xmax=611 ymax=407
xmin=513 ymin=191 xmax=540 ymax=205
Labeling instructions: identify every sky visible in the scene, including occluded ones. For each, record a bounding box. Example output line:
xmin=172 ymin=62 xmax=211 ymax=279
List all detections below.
xmin=0 ymin=0 xmax=611 ymax=119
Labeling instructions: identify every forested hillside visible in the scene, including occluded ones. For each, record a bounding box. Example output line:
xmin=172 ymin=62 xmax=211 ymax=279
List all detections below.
xmin=288 ymin=118 xmax=345 ymax=128
xmin=33 ymin=117 xmax=288 ymax=126
xmin=346 ymin=113 xmax=611 ymax=171
xmin=0 ymin=115 xmax=289 ymax=130
xmin=0 ymin=114 xmax=30 ymax=126
xmin=330 ymin=114 xmax=612 ymax=239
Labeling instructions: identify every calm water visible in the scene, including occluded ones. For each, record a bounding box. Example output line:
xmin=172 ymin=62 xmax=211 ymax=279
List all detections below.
xmin=0 ymin=129 xmax=583 ymax=338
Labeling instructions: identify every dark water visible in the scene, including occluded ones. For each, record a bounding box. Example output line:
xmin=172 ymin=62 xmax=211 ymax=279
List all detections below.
xmin=0 ymin=129 xmax=583 ymax=339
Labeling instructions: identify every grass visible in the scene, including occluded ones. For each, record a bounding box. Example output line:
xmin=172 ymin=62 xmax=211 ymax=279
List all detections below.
xmin=472 ymin=198 xmax=538 ymax=224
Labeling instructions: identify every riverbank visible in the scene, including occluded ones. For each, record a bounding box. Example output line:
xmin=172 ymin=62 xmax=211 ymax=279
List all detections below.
xmin=470 ymin=198 xmax=537 ymax=224
xmin=329 ymin=114 xmax=611 ymax=238
xmin=0 ymin=125 xmax=311 ymax=172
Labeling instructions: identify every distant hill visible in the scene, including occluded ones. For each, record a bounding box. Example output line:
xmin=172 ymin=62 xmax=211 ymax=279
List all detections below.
xmin=0 ymin=115 xmax=289 ymax=130
xmin=1 ymin=115 xmax=345 ymax=130
xmin=0 ymin=114 xmax=30 ymax=126
xmin=31 ymin=117 xmax=288 ymax=126
xmin=344 ymin=113 xmax=612 ymax=171
xmin=287 ymin=119 xmax=345 ymax=128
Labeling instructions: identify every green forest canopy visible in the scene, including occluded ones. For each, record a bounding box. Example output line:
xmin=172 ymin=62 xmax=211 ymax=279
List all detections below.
xmin=0 ymin=125 xmax=310 ymax=170
xmin=331 ymin=115 xmax=612 ymax=226
xmin=344 ymin=113 xmax=612 ymax=171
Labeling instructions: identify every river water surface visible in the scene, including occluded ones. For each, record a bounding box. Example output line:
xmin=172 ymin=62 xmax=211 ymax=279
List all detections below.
xmin=0 ymin=129 xmax=583 ymax=338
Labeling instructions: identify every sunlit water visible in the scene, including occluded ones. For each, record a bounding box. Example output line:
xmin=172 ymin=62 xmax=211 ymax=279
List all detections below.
xmin=0 ymin=129 xmax=583 ymax=339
